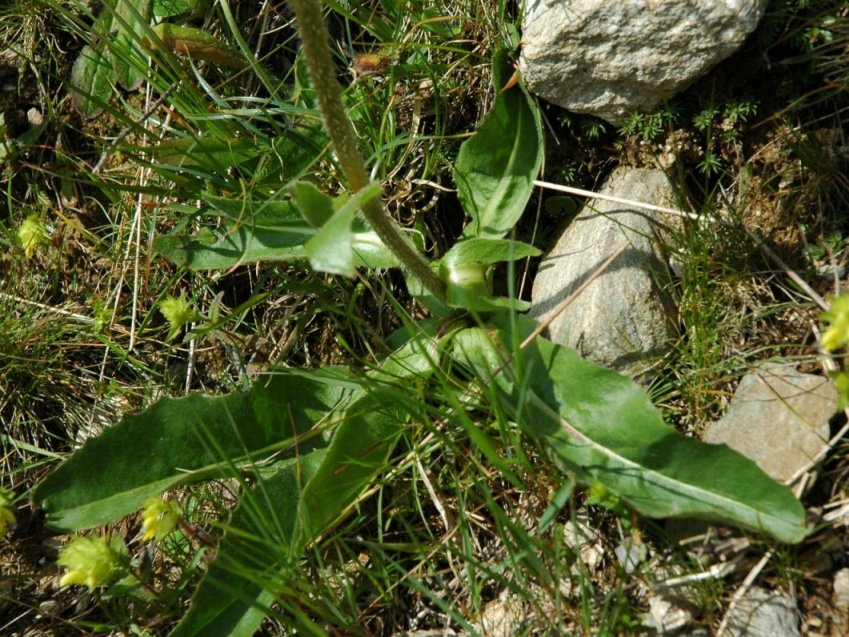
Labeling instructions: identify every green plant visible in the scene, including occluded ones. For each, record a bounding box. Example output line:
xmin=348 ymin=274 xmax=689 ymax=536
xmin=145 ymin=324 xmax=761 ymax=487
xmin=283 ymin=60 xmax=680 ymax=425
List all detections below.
xmin=693 ymin=98 xmax=757 ymax=176
xmin=619 ymin=105 xmax=678 ymax=141
xmin=30 ymin=1 xmax=809 ymax=633
xmin=69 ymin=0 xmax=234 ymax=116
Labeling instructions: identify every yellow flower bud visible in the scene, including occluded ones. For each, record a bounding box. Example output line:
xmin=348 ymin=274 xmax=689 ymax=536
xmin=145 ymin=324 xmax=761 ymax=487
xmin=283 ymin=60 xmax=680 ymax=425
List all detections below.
xmin=159 ymin=293 xmax=197 ymax=340
xmin=57 ymin=536 xmax=118 ymax=591
xmin=17 ymin=214 xmax=48 ymax=259
xmin=0 ymin=488 xmax=16 ymax=536
xmin=822 ymin=295 xmax=849 ymax=352
xmin=141 ymin=496 xmax=181 ymax=542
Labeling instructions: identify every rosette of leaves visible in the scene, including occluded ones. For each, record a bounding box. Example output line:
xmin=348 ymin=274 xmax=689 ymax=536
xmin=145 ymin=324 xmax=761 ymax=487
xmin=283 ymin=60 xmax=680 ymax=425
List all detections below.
xmin=37 ymin=5 xmax=809 ymax=634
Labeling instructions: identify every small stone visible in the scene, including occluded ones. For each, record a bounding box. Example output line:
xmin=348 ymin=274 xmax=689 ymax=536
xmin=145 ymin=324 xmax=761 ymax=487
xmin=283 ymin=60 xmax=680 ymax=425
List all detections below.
xmin=723 ymin=587 xmax=800 ymax=637
xmin=36 ymin=600 xmax=57 ymax=617
xmin=834 ymin=568 xmax=849 ymax=609
xmin=476 ymin=589 xmax=525 ymax=637
xmin=643 ymin=595 xmax=693 ymax=634
xmin=531 ymin=167 xmax=679 ymax=376
xmin=614 ymin=537 xmax=647 ymax=575
xmin=26 ymin=107 xmax=43 ymax=127
xmin=702 ymin=363 xmax=837 ymax=482
xmin=563 ymin=518 xmax=604 ymax=572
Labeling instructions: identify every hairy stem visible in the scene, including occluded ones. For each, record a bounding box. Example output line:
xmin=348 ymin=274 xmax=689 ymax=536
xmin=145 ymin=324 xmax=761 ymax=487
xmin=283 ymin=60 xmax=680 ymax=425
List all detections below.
xmin=288 ymin=0 xmax=447 ymax=303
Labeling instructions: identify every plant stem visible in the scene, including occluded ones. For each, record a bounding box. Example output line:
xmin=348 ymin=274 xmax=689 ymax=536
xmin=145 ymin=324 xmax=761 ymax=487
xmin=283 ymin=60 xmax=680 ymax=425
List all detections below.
xmin=288 ymin=0 xmax=447 ymax=303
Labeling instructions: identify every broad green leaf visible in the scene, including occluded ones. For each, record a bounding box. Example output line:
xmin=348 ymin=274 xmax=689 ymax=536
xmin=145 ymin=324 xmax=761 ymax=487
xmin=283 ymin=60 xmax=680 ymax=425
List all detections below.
xmin=291 ymin=181 xmax=334 ymax=228
xmin=297 ymin=391 xmax=405 ymax=542
xmin=145 ymin=23 xmax=246 ymax=69
xmin=69 ymin=0 xmax=154 ymax=115
xmin=303 ymin=182 xmax=382 ymax=277
xmin=112 ymin=0 xmax=153 ymax=90
xmin=169 ymin=450 xmax=327 ymax=637
xmin=439 ymin=238 xmax=540 ymax=311
xmin=70 ymin=44 xmax=115 ymax=117
xmin=442 ymin=238 xmax=540 ymax=269
xmin=153 ymin=0 xmax=191 ymax=17
xmin=155 ymin=222 xmax=396 ymax=271
xmin=451 ymin=320 xmax=809 ymax=544
xmin=296 ymin=338 xmax=435 ymax=543
xmin=172 ymin=342 xmax=432 ymax=635
xmin=154 ymin=223 xmax=310 ymax=270
xmin=33 ymin=372 xmax=350 ymax=531
xmin=454 ymin=51 xmax=542 ymax=239
xmin=150 ymin=136 xmax=259 ymax=171
xmin=153 ymin=0 xmax=207 ymax=18
xmin=269 ymin=129 xmax=326 ymax=183
xmin=349 ymin=228 xmax=399 ymax=269
xmin=202 ymin=192 xmax=304 ymax=228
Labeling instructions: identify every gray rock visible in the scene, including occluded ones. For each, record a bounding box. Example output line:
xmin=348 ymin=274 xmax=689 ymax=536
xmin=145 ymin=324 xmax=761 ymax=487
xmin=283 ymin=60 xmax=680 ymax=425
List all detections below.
xmin=519 ymin=0 xmax=769 ymax=125
xmin=834 ymin=568 xmax=849 ymax=609
xmin=614 ymin=537 xmax=647 ymax=575
xmin=723 ymin=587 xmax=800 ymax=637
xmin=643 ymin=596 xmax=693 ymax=635
xmin=703 ymin=363 xmax=837 ymax=482
xmin=476 ymin=589 xmax=525 ymax=637
xmin=530 ymin=167 xmax=679 ymax=375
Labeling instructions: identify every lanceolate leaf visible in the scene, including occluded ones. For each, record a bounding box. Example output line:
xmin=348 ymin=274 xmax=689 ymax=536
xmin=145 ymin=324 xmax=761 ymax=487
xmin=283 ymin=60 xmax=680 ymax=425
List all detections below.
xmin=70 ymin=45 xmax=115 ymax=117
xmin=154 ymin=224 xmax=311 ymax=270
xmin=69 ymin=0 xmax=154 ymax=115
xmin=291 ymin=181 xmax=334 ymax=228
xmin=33 ymin=373 xmax=350 ymax=531
xmin=169 ymin=450 xmax=327 ymax=637
xmin=171 ymin=342 xmax=433 ymax=635
xmin=297 ymin=390 xmax=406 ymax=543
xmin=297 ymin=338 xmax=434 ymax=543
xmin=145 ymin=23 xmax=246 ymax=69
xmin=454 ymin=51 xmax=542 ymax=239
xmin=451 ymin=320 xmax=809 ymax=544
xmin=112 ymin=0 xmax=153 ymax=90
xmin=150 ymin=136 xmax=260 ymax=171
xmin=202 ymin=192 xmax=304 ymax=228
xmin=154 ymin=221 xmax=396 ymax=271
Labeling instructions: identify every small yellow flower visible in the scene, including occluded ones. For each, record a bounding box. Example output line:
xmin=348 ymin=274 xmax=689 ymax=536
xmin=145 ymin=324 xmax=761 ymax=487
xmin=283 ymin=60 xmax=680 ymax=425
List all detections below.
xmin=141 ymin=496 xmax=181 ymax=542
xmin=822 ymin=295 xmax=849 ymax=352
xmin=834 ymin=371 xmax=849 ymax=410
xmin=0 ymin=488 xmax=16 ymax=536
xmin=159 ymin=292 xmax=197 ymax=340
xmin=17 ymin=214 xmax=48 ymax=259
xmin=57 ymin=535 xmax=118 ymax=590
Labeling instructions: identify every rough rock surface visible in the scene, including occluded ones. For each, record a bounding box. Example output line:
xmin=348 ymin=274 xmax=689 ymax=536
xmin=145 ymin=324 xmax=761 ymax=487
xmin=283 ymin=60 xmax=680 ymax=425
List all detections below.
xmin=834 ymin=568 xmax=849 ymax=610
xmin=722 ymin=587 xmax=800 ymax=637
xmin=703 ymin=363 xmax=837 ymax=482
xmin=519 ymin=0 xmax=769 ymax=125
xmin=530 ymin=167 xmax=679 ymax=374
xmin=642 ymin=596 xmax=694 ymax=634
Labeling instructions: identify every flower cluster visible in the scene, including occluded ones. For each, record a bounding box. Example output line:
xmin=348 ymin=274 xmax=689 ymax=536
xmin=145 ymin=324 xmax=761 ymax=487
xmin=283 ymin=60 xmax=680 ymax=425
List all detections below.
xmin=17 ymin=214 xmax=48 ymax=259
xmin=822 ymin=295 xmax=849 ymax=352
xmin=57 ymin=536 xmax=119 ymax=591
xmin=141 ymin=496 xmax=182 ymax=542
xmin=159 ymin=293 xmax=198 ymax=340
xmin=822 ymin=295 xmax=849 ymax=408
xmin=0 ymin=488 xmax=16 ymax=536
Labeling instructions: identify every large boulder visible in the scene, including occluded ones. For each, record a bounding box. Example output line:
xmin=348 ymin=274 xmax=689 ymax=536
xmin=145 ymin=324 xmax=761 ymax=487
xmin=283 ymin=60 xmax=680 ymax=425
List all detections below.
xmin=519 ymin=0 xmax=769 ymax=125
xmin=530 ymin=167 xmax=679 ymax=375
